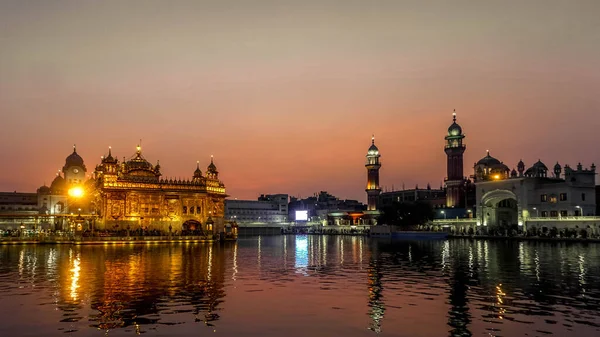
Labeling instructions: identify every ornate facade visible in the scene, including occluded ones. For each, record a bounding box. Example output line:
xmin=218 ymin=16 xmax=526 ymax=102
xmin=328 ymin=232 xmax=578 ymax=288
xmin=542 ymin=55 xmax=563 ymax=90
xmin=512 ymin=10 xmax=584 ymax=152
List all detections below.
xmin=92 ymin=146 xmax=227 ymax=234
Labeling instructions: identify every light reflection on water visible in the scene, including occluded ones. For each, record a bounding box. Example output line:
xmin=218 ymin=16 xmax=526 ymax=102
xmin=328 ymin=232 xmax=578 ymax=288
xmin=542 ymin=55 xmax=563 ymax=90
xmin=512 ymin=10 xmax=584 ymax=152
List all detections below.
xmin=0 ymin=237 xmax=599 ymax=336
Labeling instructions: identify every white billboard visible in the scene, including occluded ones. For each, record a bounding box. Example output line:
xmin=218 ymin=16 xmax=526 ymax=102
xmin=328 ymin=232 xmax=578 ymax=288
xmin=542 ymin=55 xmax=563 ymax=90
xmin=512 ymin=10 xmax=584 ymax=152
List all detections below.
xmin=295 ymin=210 xmax=308 ymax=221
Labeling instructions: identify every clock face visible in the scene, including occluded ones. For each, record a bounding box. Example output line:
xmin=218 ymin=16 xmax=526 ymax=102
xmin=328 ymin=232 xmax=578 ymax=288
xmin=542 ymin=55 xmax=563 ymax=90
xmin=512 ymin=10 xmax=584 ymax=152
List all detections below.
xmin=73 ymin=168 xmax=79 ymax=174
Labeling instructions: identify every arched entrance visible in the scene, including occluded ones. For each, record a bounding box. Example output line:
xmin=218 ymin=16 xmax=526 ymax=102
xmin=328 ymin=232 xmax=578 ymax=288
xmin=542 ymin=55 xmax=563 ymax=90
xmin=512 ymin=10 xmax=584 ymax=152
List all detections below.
xmin=182 ymin=219 xmax=204 ymax=235
xmin=480 ymin=189 xmax=521 ymax=232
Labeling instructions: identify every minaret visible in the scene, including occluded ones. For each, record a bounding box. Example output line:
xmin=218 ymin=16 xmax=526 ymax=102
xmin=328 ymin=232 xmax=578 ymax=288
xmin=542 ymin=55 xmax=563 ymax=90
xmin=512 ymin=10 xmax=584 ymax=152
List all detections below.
xmin=444 ymin=111 xmax=466 ymax=208
xmin=365 ymin=136 xmax=381 ymax=211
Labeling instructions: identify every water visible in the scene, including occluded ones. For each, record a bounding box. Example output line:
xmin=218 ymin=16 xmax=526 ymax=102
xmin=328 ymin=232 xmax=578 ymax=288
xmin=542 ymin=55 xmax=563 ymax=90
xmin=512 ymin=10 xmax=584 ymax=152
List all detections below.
xmin=1 ymin=236 xmax=600 ymax=337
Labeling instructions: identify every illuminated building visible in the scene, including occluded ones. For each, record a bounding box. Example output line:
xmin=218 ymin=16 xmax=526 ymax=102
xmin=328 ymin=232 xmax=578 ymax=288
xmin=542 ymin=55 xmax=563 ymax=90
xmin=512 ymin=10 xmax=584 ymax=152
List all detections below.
xmin=92 ymin=145 xmax=227 ymax=234
xmin=445 ymin=111 xmax=467 ymax=208
xmin=474 ymin=155 xmax=597 ymax=231
xmin=225 ymin=194 xmax=289 ymax=223
xmin=365 ymin=136 xmax=381 ymax=211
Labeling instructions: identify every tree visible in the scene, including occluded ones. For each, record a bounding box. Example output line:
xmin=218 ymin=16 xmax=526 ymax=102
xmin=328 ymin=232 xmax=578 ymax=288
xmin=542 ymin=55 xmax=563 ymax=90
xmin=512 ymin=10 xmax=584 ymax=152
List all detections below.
xmin=378 ymin=201 xmax=434 ymax=229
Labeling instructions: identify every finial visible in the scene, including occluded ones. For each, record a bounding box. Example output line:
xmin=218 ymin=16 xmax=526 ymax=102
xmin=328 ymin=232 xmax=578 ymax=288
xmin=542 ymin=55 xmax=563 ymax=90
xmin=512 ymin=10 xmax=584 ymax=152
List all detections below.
xmin=371 ymin=134 xmax=375 ymax=144
xmin=211 ymin=155 xmax=214 ymax=163
xmin=452 ymin=109 xmax=456 ymax=122
xmin=486 ymin=149 xmax=490 ymax=156
xmin=73 ymin=144 xmax=76 ymax=152
xmin=197 ymin=160 xmax=200 ymax=169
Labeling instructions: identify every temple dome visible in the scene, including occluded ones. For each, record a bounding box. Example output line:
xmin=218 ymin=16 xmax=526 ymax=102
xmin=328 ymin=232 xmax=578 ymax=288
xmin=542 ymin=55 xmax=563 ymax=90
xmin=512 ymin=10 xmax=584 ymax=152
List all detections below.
xmin=50 ymin=175 xmax=66 ymax=193
xmin=207 ymin=159 xmax=217 ymax=173
xmin=63 ymin=146 xmax=86 ymax=171
xmin=532 ymin=160 xmax=548 ymax=171
xmin=37 ymin=185 xmax=51 ymax=194
xmin=476 ymin=152 xmax=502 ymax=166
xmin=448 ymin=122 xmax=463 ymax=136
xmin=447 ymin=112 xmax=463 ymax=137
xmin=367 ymin=136 xmax=379 ymax=156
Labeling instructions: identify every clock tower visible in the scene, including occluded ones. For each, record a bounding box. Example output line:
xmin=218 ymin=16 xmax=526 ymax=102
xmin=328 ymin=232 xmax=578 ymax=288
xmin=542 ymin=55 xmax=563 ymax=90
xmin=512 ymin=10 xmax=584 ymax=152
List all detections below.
xmin=63 ymin=145 xmax=87 ymax=185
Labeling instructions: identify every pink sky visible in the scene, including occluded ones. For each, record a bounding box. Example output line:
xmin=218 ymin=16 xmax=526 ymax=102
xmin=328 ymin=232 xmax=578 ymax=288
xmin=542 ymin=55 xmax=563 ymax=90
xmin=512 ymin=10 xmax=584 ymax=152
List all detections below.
xmin=1 ymin=0 xmax=599 ymax=202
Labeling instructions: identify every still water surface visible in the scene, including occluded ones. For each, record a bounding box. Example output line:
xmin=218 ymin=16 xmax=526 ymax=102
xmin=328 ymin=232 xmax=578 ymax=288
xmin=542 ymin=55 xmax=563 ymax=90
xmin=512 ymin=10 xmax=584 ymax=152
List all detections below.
xmin=1 ymin=236 xmax=600 ymax=337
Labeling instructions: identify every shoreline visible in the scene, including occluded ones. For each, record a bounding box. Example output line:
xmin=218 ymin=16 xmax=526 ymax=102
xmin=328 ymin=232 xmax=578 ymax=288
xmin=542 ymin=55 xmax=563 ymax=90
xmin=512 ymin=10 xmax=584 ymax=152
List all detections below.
xmin=0 ymin=235 xmax=217 ymax=245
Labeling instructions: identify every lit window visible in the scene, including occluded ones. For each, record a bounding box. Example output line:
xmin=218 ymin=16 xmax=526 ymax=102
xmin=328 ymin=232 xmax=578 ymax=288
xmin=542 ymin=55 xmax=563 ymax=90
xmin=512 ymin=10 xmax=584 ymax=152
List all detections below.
xmin=549 ymin=196 xmax=557 ymax=204
xmin=541 ymin=211 xmax=548 ymax=217
xmin=540 ymin=194 xmax=548 ymax=202
xmin=550 ymin=211 xmax=558 ymax=217
xmin=559 ymin=193 xmax=567 ymax=201
xmin=560 ymin=210 xmax=568 ymax=217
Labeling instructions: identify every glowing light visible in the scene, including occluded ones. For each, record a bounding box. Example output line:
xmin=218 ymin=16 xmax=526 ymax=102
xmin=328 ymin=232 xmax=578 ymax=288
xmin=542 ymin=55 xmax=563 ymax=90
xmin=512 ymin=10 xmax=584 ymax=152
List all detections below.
xmin=70 ymin=253 xmax=81 ymax=300
xmin=493 ymin=174 xmax=501 ymax=180
xmin=295 ymin=210 xmax=308 ymax=221
xmin=68 ymin=187 xmax=84 ymax=198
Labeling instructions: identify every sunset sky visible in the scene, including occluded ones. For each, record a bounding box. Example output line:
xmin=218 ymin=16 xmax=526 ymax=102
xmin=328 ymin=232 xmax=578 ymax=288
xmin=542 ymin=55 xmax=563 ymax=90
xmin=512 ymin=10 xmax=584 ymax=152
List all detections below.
xmin=1 ymin=0 xmax=599 ymax=202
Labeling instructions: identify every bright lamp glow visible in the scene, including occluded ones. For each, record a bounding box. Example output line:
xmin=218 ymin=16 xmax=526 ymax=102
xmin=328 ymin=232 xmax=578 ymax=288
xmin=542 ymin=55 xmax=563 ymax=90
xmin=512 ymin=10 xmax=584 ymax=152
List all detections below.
xmin=295 ymin=210 xmax=308 ymax=221
xmin=68 ymin=187 xmax=84 ymax=198
xmin=493 ymin=174 xmax=501 ymax=180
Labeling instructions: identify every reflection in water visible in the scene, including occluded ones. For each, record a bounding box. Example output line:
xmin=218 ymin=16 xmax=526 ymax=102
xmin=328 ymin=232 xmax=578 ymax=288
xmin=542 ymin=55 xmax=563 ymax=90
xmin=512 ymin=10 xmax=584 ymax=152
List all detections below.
xmin=295 ymin=235 xmax=309 ymax=272
xmin=70 ymin=251 xmax=80 ymax=301
xmin=1 ymin=238 xmax=600 ymax=336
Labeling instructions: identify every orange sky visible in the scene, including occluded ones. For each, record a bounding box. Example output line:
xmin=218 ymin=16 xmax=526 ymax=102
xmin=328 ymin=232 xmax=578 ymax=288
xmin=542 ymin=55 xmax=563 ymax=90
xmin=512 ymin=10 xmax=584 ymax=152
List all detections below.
xmin=1 ymin=0 xmax=599 ymax=202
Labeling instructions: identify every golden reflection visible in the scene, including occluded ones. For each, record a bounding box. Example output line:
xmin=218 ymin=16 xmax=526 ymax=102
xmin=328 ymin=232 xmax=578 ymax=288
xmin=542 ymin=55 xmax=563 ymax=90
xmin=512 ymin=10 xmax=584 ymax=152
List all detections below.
xmin=495 ymin=283 xmax=506 ymax=319
xmin=70 ymin=253 xmax=81 ymax=301
xmin=18 ymin=249 xmax=24 ymax=278
xmin=232 ymin=242 xmax=238 ymax=281
xmin=208 ymin=244 xmax=213 ymax=282
xmin=441 ymin=240 xmax=450 ymax=272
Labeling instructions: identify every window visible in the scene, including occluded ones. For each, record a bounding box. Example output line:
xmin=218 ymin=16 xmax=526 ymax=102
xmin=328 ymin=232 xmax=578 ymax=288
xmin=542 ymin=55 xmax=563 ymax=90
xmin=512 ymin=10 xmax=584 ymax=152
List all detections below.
xmin=549 ymin=196 xmax=557 ymax=204
xmin=582 ymin=193 xmax=586 ymax=201
xmin=541 ymin=194 xmax=548 ymax=202
xmin=560 ymin=210 xmax=568 ymax=217
xmin=182 ymin=206 xmax=187 ymax=214
xmin=541 ymin=211 xmax=548 ymax=217
xmin=550 ymin=210 xmax=558 ymax=217
xmin=559 ymin=193 xmax=567 ymax=201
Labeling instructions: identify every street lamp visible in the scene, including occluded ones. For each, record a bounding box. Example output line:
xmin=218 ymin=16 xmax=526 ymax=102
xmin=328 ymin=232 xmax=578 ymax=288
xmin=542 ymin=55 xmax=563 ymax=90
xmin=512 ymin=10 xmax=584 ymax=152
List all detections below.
xmin=576 ymin=206 xmax=583 ymax=217
xmin=441 ymin=210 xmax=446 ymax=219
xmin=532 ymin=207 xmax=539 ymax=217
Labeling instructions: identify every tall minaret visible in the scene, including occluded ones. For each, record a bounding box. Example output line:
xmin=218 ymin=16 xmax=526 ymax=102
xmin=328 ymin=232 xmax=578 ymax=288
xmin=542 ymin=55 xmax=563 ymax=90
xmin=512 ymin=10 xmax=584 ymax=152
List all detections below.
xmin=365 ymin=136 xmax=382 ymax=211
xmin=444 ymin=111 xmax=466 ymax=208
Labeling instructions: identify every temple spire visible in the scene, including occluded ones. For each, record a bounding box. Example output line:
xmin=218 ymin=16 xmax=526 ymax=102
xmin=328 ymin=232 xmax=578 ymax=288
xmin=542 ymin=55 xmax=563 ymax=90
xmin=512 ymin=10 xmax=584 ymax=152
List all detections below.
xmin=453 ymin=109 xmax=456 ymax=122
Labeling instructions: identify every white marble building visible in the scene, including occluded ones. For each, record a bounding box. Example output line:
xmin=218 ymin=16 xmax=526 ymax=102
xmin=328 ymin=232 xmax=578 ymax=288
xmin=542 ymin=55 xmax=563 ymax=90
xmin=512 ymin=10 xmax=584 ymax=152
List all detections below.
xmin=474 ymin=153 xmax=597 ymax=231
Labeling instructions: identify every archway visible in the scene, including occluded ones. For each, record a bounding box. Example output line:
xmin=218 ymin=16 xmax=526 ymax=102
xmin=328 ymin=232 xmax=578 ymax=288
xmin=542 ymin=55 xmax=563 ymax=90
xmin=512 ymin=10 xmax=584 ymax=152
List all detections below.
xmin=182 ymin=219 xmax=204 ymax=235
xmin=481 ymin=189 xmax=520 ymax=232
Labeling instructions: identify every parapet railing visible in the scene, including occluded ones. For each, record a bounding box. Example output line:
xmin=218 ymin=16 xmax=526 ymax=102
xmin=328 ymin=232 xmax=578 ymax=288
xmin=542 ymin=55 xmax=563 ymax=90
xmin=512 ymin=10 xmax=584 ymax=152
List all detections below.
xmin=527 ymin=216 xmax=600 ymax=221
xmin=432 ymin=218 xmax=478 ymax=224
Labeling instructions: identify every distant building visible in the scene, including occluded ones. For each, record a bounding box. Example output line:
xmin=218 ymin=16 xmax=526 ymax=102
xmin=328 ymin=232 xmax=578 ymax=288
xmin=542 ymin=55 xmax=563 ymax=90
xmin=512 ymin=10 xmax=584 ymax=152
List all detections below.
xmin=225 ymin=194 xmax=289 ymax=223
xmin=474 ymin=153 xmax=597 ymax=229
xmin=378 ymin=185 xmax=446 ymax=209
xmin=288 ymin=191 xmax=372 ymax=226
xmin=0 ymin=192 xmax=39 ymax=229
